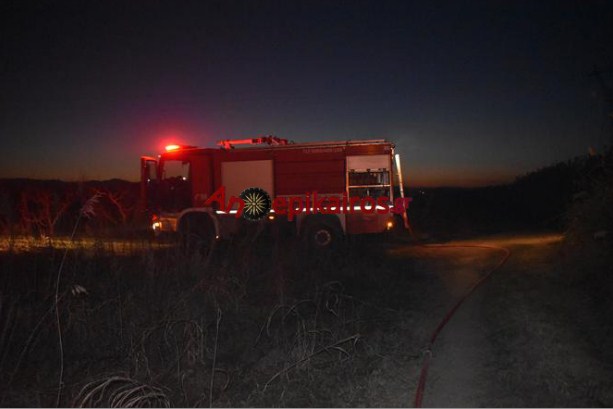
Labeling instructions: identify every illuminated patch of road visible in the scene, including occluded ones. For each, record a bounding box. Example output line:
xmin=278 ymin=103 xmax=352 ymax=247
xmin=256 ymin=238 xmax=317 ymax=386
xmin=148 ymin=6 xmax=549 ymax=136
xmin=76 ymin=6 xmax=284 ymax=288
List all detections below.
xmin=0 ymin=235 xmax=174 ymax=254
xmin=386 ymin=233 xmax=563 ymax=259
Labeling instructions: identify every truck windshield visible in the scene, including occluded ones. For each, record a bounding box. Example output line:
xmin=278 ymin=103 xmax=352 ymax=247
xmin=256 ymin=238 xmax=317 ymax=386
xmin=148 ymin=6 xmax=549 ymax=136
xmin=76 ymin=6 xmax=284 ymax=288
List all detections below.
xmin=163 ymin=160 xmax=190 ymax=180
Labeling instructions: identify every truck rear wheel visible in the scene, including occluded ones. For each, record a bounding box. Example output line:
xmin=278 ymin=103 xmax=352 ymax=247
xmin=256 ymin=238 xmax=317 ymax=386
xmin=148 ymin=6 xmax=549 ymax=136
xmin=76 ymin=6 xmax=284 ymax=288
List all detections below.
xmin=305 ymin=223 xmax=341 ymax=251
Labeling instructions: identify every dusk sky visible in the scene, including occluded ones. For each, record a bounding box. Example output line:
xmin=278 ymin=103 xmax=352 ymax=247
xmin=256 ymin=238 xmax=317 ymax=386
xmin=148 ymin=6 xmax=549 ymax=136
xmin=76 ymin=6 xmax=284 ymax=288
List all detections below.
xmin=2 ymin=0 xmax=612 ymax=186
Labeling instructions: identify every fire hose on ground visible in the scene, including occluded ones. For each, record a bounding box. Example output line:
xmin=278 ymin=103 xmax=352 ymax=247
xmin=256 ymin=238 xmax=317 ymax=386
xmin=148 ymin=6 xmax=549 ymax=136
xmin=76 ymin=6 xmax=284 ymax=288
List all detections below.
xmin=400 ymin=212 xmax=512 ymax=407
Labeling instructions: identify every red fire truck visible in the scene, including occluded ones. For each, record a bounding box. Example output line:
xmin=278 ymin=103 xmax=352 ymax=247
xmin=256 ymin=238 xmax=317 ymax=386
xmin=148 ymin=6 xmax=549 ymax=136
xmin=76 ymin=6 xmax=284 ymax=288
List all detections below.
xmin=141 ymin=137 xmax=409 ymax=251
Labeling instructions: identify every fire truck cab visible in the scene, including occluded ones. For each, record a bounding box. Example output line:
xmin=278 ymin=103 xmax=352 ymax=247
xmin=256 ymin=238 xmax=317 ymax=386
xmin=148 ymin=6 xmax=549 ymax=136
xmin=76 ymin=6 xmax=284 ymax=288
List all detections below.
xmin=141 ymin=137 xmax=408 ymax=251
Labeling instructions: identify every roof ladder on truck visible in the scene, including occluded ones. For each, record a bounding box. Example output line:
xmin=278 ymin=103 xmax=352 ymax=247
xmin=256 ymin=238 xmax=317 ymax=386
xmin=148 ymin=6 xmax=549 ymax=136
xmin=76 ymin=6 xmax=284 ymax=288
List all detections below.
xmin=217 ymin=135 xmax=290 ymax=149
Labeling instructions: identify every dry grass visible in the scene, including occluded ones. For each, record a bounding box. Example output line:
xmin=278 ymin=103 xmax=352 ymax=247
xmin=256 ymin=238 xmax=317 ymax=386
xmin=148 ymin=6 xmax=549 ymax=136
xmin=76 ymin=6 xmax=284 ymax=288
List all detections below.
xmin=72 ymin=375 xmax=170 ymax=408
xmin=0 ymin=232 xmax=400 ymax=407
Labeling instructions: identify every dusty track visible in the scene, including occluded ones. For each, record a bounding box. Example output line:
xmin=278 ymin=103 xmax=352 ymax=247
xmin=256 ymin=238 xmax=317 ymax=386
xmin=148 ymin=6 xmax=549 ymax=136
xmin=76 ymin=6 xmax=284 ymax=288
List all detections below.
xmin=386 ymin=233 xmax=612 ymax=407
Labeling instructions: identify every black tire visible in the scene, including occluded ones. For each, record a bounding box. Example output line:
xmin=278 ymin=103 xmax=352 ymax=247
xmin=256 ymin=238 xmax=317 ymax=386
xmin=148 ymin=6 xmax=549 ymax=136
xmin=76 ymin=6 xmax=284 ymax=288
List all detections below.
xmin=180 ymin=215 xmax=215 ymax=257
xmin=302 ymin=222 xmax=347 ymax=273
xmin=305 ymin=223 xmax=341 ymax=251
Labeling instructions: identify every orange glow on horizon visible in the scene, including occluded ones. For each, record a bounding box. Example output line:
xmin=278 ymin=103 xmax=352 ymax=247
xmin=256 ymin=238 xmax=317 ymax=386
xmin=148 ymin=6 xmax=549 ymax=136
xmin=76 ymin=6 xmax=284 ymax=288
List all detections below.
xmin=406 ymin=167 xmax=518 ymax=188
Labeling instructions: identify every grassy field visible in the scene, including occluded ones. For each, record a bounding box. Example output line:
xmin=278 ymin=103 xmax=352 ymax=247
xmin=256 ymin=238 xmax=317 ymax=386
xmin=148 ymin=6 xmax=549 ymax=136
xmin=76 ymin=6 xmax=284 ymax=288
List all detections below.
xmin=0 ymin=231 xmax=438 ymax=407
xmin=2 ymin=230 xmax=611 ymax=407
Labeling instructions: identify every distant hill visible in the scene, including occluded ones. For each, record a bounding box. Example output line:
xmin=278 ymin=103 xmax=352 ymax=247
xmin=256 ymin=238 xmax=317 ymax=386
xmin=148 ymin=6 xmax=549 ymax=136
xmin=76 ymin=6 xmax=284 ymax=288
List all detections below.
xmin=407 ymin=148 xmax=612 ymax=239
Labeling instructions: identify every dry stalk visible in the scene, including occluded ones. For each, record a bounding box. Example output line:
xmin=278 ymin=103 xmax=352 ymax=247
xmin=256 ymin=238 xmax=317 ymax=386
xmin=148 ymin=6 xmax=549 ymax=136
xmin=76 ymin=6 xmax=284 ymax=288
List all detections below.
xmin=138 ymin=319 xmax=205 ymax=383
xmin=254 ymin=303 xmax=288 ymax=347
xmin=255 ymin=299 xmax=317 ymax=347
xmin=72 ymin=375 xmax=170 ymax=408
xmin=0 ymin=298 xmax=17 ymax=375
xmin=209 ymin=305 xmax=222 ymax=407
xmin=1 ymin=292 xmax=67 ymax=405
xmin=54 ymin=192 xmax=100 ymax=406
xmin=263 ymin=333 xmax=361 ymax=391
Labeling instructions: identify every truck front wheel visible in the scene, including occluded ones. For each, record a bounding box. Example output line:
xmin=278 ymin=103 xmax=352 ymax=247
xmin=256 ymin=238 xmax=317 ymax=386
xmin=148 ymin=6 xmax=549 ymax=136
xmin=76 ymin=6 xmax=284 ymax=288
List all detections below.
xmin=179 ymin=215 xmax=215 ymax=258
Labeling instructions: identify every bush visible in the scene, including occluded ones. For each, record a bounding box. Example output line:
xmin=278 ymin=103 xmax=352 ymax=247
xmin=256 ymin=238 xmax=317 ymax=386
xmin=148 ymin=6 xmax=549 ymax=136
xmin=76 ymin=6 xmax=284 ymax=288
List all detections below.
xmin=565 ymin=148 xmax=613 ymax=243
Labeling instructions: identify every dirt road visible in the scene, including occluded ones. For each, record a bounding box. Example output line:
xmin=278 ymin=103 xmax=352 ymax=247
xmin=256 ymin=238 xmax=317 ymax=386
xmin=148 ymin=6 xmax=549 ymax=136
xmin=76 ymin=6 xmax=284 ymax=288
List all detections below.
xmin=381 ymin=233 xmax=613 ymax=407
